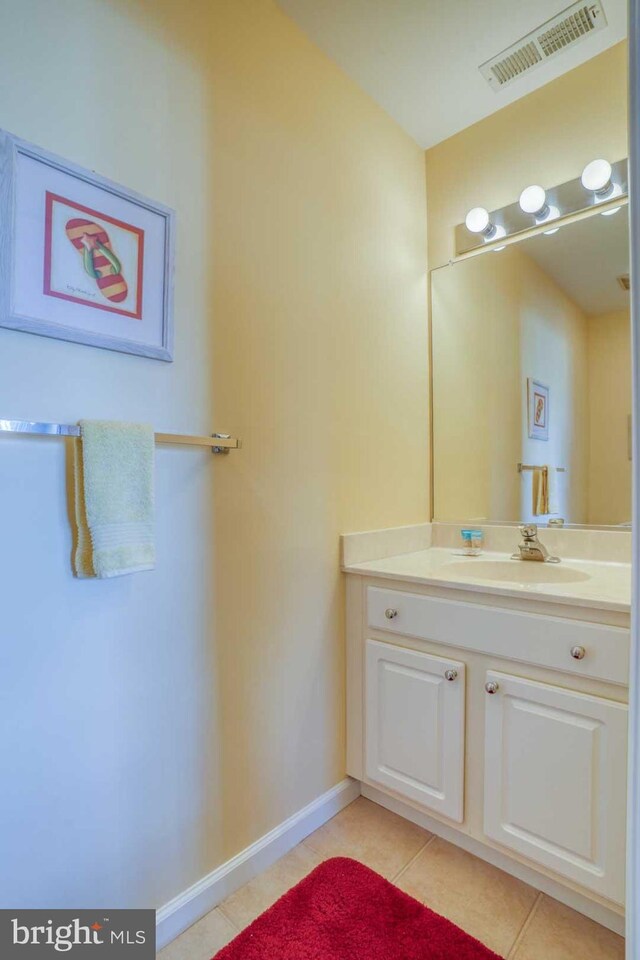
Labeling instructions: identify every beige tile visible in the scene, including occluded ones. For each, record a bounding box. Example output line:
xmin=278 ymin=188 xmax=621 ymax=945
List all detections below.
xmin=219 ymin=844 xmax=322 ymax=930
xmin=157 ymin=908 xmax=237 ymax=960
xmin=395 ymin=838 xmax=538 ymax=956
xmin=512 ymin=895 xmax=625 ymax=960
xmin=303 ymin=796 xmax=431 ymax=879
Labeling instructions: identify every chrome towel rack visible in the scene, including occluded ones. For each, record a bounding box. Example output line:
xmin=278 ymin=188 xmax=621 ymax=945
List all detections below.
xmin=0 ymin=419 xmax=241 ymax=455
xmin=517 ymin=462 xmax=565 ymax=473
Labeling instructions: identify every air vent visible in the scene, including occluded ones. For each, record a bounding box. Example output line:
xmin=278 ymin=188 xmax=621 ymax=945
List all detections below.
xmin=618 ymin=274 xmax=630 ymax=292
xmin=480 ymin=1 xmax=607 ymax=91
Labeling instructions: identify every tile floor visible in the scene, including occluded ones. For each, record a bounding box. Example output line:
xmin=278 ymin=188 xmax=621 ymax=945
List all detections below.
xmin=158 ymin=796 xmax=625 ymax=960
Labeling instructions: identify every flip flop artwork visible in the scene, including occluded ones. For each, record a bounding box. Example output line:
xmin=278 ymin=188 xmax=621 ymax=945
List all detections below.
xmin=3 ymin=131 xmax=174 ymax=359
xmin=65 ymin=218 xmax=128 ymax=305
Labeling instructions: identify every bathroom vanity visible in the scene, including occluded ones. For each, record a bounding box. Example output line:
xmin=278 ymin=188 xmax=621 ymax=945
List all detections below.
xmin=343 ymin=524 xmax=630 ymax=932
xmin=345 ymin=169 xmax=635 ymax=934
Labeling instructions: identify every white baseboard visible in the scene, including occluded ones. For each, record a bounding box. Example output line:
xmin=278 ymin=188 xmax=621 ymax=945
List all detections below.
xmin=362 ymin=783 xmax=625 ymax=937
xmin=156 ymin=777 xmax=361 ymax=950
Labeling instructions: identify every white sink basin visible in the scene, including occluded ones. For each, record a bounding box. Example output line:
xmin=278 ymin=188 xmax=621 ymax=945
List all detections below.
xmin=444 ymin=560 xmax=591 ymax=584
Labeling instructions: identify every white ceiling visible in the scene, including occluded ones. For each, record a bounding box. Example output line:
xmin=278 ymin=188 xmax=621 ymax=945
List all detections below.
xmin=276 ymin=0 xmax=627 ymax=148
xmin=522 ymin=206 xmax=629 ymax=315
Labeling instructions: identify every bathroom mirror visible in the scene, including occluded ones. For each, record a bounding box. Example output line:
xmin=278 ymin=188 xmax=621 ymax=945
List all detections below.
xmin=431 ymin=206 xmax=631 ymax=527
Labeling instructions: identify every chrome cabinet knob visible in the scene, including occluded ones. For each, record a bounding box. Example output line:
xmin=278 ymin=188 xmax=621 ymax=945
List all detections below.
xmin=384 ymin=608 xmax=398 ymax=620
xmin=444 ymin=669 xmax=458 ymax=682
xmin=485 ymin=681 xmax=499 ymax=695
xmin=571 ymin=645 xmax=586 ymax=660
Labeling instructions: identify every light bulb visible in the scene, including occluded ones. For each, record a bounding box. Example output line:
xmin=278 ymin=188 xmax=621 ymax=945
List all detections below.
xmin=519 ymin=185 xmax=548 ymax=217
xmin=581 ymin=159 xmax=613 ymax=195
xmin=543 ymin=227 xmax=560 ymax=235
xmin=465 ymin=207 xmax=491 ymax=234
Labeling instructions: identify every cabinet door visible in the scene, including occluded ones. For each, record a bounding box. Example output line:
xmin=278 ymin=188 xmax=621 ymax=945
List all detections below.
xmin=484 ymin=671 xmax=627 ymax=904
xmin=365 ymin=639 xmax=465 ymax=822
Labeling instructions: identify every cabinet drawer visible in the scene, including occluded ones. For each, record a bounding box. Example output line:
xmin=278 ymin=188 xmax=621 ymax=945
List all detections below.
xmin=483 ymin=670 xmax=627 ymax=904
xmin=365 ymin=639 xmax=465 ymax=822
xmin=367 ymin=587 xmax=628 ymax=685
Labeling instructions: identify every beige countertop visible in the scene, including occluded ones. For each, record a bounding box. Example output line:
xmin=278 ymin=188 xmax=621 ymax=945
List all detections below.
xmin=343 ymin=547 xmax=631 ymax=613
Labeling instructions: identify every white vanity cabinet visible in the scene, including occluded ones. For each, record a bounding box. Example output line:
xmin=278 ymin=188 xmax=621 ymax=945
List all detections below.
xmin=346 ymin=576 xmax=630 ymax=921
xmin=365 ymin=639 xmax=465 ymax=822
xmin=483 ymin=670 xmax=627 ymax=905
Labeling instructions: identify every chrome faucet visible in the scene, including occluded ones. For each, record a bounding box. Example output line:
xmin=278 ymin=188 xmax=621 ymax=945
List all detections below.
xmin=511 ymin=524 xmax=560 ymax=563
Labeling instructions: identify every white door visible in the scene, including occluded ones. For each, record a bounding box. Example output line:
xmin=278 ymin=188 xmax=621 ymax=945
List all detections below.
xmin=484 ymin=670 xmax=627 ymax=904
xmin=365 ymin=639 xmax=465 ymax=822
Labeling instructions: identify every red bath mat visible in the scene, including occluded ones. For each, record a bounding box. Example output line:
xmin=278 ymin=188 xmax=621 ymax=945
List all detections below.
xmin=213 ymin=856 xmax=502 ymax=959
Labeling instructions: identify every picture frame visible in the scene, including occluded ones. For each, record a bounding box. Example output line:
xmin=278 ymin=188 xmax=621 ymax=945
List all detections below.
xmin=527 ymin=378 xmax=549 ymax=441
xmin=0 ymin=129 xmax=175 ymax=361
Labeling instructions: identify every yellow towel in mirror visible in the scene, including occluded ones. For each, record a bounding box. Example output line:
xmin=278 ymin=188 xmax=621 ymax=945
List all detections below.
xmin=532 ymin=465 xmax=549 ymax=516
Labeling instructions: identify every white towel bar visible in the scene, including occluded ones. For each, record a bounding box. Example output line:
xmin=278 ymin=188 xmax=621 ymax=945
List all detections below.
xmin=517 ymin=462 xmax=565 ymax=473
xmin=0 ymin=419 xmax=241 ymax=454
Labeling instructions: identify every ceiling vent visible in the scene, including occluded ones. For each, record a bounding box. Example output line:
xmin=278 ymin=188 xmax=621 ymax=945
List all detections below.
xmin=618 ymin=274 xmax=630 ymax=292
xmin=480 ymin=2 xmax=608 ymax=91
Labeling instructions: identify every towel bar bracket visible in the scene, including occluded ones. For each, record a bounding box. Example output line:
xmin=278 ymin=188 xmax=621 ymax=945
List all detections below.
xmin=212 ymin=433 xmax=232 ymax=455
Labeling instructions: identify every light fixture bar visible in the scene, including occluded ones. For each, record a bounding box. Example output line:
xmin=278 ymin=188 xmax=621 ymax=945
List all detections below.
xmin=456 ymin=158 xmax=628 ymax=255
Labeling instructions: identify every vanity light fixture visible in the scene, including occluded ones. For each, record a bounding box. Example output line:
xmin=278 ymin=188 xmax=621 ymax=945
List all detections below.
xmin=465 ymin=207 xmax=496 ymax=238
xmin=581 ymin=158 xmax=614 ymax=198
xmin=456 ymin=157 xmax=628 ymax=255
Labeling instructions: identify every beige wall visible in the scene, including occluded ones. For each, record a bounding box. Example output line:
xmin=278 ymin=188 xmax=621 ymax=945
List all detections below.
xmin=432 ymin=246 xmax=589 ymax=523
xmin=588 ymin=309 xmax=632 ymax=524
xmin=0 ymin=0 xmax=428 ymax=910
xmin=426 ymin=42 xmax=628 ymax=268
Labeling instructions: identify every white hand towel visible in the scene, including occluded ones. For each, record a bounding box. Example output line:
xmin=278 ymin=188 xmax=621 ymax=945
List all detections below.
xmin=73 ymin=420 xmax=155 ymax=578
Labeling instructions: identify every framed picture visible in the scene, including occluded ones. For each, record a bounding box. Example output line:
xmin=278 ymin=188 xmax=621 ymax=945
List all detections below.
xmin=527 ymin=378 xmax=549 ymax=441
xmin=0 ymin=130 xmax=175 ymax=360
